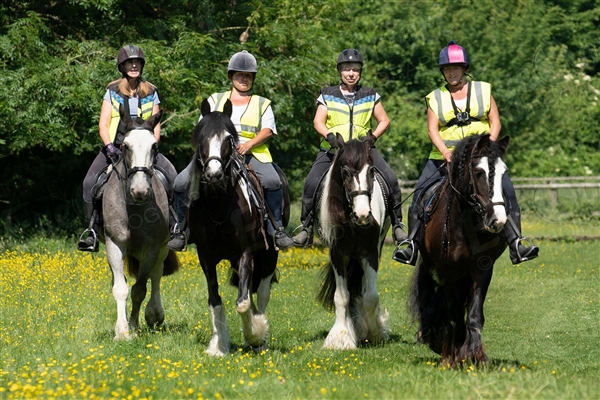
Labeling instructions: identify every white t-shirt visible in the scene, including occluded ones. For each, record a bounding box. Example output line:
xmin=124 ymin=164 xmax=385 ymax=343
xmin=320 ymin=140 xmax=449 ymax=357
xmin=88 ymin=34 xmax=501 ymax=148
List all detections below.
xmin=199 ymin=95 xmax=277 ymax=144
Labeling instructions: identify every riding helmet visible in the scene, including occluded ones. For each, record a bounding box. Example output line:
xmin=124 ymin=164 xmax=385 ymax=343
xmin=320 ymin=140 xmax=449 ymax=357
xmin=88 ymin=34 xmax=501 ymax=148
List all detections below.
xmin=117 ymin=44 xmax=146 ymax=75
xmin=438 ymin=41 xmax=469 ymax=69
xmin=227 ymin=50 xmax=258 ymax=74
xmin=337 ymin=48 xmax=364 ymax=71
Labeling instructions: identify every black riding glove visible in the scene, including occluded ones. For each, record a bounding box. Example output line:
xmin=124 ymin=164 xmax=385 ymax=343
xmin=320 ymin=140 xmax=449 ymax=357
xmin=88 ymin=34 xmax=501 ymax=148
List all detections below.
xmin=326 ymin=133 xmax=338 ymax=149
xmin=105 ymin=142 xmax=122 ymax=164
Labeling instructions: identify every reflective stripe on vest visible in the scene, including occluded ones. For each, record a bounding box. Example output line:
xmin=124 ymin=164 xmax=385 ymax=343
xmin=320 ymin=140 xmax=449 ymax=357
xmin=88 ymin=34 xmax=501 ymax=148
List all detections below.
xmin=108 ymin=88 xmax=155 ymax=142
xmin=426 ymin=81 xmax=492 ymax=160
xmin=212 ymin=91 xmax=273 ymax=163
xmin=321 ymin=87 xmax=376 ymax=149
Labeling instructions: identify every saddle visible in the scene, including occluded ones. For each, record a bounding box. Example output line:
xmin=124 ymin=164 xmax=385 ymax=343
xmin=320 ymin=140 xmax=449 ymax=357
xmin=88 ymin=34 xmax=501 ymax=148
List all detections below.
xmin=416 ymin=177 xmax=445 ymax=225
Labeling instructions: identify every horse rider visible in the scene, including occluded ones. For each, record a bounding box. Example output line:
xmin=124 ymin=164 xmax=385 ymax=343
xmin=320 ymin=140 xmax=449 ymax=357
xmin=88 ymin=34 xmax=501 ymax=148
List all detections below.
xmin=393 ymin=41 xmax=539 ymax=265
xmin=292 ymin=48 xmax=407 ymax=247
xmin=78 ymin=44 xmax=178 ymax=252
xmin=167 ymin=50 xmax=294 ymax=251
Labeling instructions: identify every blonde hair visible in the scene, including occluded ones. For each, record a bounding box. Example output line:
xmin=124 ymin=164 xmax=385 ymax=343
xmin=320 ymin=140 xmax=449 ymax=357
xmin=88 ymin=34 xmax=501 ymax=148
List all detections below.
xmin=107 ymin=77 xmax=156 ymax=98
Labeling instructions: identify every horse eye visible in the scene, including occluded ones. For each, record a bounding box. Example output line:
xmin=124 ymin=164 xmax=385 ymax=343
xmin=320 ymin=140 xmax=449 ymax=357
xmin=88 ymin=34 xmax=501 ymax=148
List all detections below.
xmin=475 ymin=169 xmax=486 ymax=179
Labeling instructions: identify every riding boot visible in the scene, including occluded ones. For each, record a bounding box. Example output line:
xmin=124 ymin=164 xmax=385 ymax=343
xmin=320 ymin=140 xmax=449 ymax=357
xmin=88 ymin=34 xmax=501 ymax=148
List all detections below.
xmin=392 ymin=207 xmax=422 ymax=265
xmin=292 ymin=196 xmax=314 ymax=247
xmin=167 ymin=190 xmax=188 ymax=252
xmin=77 ymin=201 xmax=99 ymax=252
xmin=389 ymin=195 xmax=408 ymax=244
xmin=265 ymin=188 xmax=294 ymax=250
xmin=505 ymin=207 xmax=539 ymax=264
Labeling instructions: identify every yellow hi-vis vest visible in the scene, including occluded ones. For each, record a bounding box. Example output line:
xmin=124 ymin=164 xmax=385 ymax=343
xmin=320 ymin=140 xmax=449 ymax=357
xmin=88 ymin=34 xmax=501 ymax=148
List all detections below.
xmin=319 ymin=85 xmax=377 ymax=149
xmin=426 ymin=81 xmax=492 ymax=160
xmin=107 ymin=82 xmax=156 ymax=142
xmin=211 ymin=91 xmax=273 ymax=163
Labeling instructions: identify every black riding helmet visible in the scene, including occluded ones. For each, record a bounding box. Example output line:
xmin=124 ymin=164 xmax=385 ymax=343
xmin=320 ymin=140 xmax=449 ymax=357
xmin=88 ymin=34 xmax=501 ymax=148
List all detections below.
xmin=117 ymin=44 xmax=146 ymax=76
xmin=337 ymin=48 xmax=364 ymax=72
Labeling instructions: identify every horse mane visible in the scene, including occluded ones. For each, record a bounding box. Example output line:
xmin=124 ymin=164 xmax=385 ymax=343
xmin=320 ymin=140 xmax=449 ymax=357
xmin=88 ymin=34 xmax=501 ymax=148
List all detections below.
xmin=328 ymin=139 xmax=373 ymax=224
xmin=449 ymin=134 xmax=505 ymax=196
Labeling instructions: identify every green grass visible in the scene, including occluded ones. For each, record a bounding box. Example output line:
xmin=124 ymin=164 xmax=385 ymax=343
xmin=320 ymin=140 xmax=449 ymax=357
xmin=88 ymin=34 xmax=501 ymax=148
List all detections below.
xmin=1 ymin=238 xmax=598 ymax=399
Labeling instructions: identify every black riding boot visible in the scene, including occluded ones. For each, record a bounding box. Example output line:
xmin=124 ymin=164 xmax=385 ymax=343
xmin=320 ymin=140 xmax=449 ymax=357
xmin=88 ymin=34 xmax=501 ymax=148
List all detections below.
xmin=292 ymin=196 xmax=314 ymax=247
xmin=167 ymin=190 xmax=188 ymax=251
xmin=77 ymin=201 xmax=100 ymax=252
xmin=265 ymin=188 xmax=294 ymax=250
xmin=390 ymin=196 xmax=408 ymax=244
xmin=505 ymin=207 xmax=539 ymax=264
xmin=392 ymin=207 xmax=422 ymax=265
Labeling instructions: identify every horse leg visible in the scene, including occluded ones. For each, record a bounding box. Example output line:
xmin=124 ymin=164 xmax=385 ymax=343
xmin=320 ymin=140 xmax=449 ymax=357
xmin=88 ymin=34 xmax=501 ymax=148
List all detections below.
xmin=145 ymin=251 xmax=168 ymax=329
xmin=324 ymin=257 xmax=357 ymax=350
xmin=202 ymin=258 xmax=229 ymax=356
xmin=237 ymin=254 xmax=268 ymax=350
xmin=129 ymin=269 xmax=149 ymax=333
xmin=462 ymin=269 xmax=493 ymax=364
xmin=360 ymin=261 xmax=389 ymax=344
xmin=256 ymin=272 xmax=274 ymax=315
xmin=106 ymin=239 xmax=133 ymax=340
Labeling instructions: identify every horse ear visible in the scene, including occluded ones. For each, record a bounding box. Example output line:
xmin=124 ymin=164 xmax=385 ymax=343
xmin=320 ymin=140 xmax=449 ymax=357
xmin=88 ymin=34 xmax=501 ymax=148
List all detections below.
xmin=222 ymin=99 xmax=233 ymax=118
xmin=364 ymin=131 xmax=377 ymax=149
xmin=200 ymin=98 xmax=211 ymax=117
xmin=497 ymin=135 xmax=510 ymax=155
xmin=335 ymin=132 xmax=345 ymax=148
xmin=474 ymin=133 xmax=491 ymax=153
xmin=147 ymin=109 xmax=163 ymax=130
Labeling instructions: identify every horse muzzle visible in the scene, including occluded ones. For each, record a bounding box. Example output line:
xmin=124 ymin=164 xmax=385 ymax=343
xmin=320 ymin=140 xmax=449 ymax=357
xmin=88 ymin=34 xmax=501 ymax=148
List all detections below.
xmin=352 ymin=211 xmax=373 ymax=227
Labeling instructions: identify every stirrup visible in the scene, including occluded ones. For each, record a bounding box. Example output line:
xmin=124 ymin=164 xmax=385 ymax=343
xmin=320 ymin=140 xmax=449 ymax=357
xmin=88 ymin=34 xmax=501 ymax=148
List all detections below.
xmin=77 ymin=229 xmax=99 ymax=252
xmin=392 ymin=238 xmax=417 ymax=265
xmin=292 ymin=226 xmax=313 ymax=247
xmin=511 ymin=237 xmax=539 ymax=264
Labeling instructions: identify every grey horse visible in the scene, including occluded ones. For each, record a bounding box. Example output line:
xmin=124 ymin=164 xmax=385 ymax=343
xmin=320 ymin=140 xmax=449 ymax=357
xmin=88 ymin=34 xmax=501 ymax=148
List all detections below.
xmin=102 ymin=108 xmax=180 ymax=340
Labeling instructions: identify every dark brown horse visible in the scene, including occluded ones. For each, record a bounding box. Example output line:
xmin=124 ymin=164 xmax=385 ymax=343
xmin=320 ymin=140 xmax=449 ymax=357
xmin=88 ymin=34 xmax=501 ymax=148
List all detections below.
xmin=409 ymin=134 xmax=510 ymax=367
xmin=316 ymin=133 xmax=391 ymax=349
xmin=186 ymin=99 xmax=287 ymax=356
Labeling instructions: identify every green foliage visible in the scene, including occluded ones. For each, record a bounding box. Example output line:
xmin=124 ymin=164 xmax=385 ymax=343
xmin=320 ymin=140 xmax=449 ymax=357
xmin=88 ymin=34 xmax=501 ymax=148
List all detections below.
xmin=0 ymin=0 xmax=598 ymax=233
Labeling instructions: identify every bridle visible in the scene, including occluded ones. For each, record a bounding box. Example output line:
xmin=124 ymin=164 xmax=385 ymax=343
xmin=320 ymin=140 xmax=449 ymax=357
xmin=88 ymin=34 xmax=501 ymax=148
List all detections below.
xmin=341 ymin=165 xmax=374 ymax=221
xmin=448 ymin=149 xmax=504 ymax=217
xmin=196 ymin=135 xmax=237 ymax=177
xmin=114 ymin=128 xmax=157 ymax=204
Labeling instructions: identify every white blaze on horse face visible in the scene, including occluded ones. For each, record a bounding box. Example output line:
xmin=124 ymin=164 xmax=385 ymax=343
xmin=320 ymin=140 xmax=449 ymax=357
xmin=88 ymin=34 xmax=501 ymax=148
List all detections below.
xmin=124 ymin=130 xmax=156 ymax=199
xmin=206 ymin=133 xmax=230 ymax=175
xmin=352 ymin=165 xmax=372 ymax=224
xmin=476 ymin=156 xmax=508 ymax=226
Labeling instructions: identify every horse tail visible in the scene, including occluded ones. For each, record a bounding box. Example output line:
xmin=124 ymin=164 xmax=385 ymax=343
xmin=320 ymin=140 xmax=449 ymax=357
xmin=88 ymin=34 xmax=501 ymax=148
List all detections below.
xmin=317 ymin=263 xmax=337 ymax=310
xmin=162 ymin=250 xmax=180 ymax=276
xmin=408 ymin=259 xmax=445 ymax=354
xmin=125 ymin=255 xmax=139 ymax=277
xmin=317 ymin=259 xmax=363 ymax=313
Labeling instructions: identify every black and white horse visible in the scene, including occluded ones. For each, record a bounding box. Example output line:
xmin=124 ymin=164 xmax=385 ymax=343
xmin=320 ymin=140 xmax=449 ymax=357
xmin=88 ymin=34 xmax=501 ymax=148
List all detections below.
xmin=316 ymin=133 xmax=391 ymax=349
xmin=186 ymin=99 xmax=287 ymax=355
